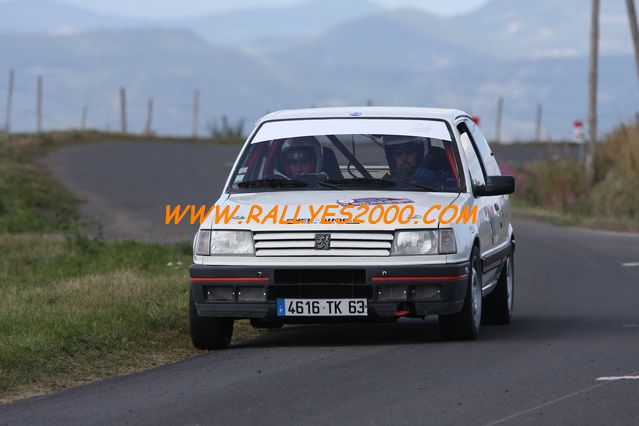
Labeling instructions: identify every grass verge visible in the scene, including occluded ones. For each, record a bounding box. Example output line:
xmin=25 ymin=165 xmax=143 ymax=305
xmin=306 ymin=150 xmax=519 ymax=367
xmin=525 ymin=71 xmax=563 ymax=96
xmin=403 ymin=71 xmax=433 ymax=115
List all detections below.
xmin=0 ymin=132 xmax=257 ymax=404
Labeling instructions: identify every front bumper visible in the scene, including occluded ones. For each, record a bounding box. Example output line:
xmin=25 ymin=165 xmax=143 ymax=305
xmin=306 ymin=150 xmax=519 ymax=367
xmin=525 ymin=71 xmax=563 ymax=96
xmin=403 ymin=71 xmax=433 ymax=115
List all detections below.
xmin=189 ymin=262 xmax=470 ymax=321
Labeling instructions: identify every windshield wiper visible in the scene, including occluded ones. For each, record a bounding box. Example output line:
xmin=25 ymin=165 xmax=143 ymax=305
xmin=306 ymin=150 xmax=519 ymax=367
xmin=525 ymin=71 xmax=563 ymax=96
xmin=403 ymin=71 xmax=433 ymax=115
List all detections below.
xmin=237 ymin=179 xmax=307 ymax=189
xmin=324 ymin=178 xmax=397 ymax=188
xmin=316 ymin=181 xmax=342 ymax=190
xmin=400 ymin=182 xmax=437 ymax=191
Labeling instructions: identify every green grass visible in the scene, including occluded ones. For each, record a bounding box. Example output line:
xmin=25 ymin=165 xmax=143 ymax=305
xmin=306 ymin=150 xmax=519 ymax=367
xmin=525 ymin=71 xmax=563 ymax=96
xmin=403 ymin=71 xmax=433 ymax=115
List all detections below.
xmin=0 ymin=132 xmax=256 ymax=403
xmin=0 ymin=234 xmax=195 ymax=400
xmin=0 ymin=144 xmax=78 ymax=234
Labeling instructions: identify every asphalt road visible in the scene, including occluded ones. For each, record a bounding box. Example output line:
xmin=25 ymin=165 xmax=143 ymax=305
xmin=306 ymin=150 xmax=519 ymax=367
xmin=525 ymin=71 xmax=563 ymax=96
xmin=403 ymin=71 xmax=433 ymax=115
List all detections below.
xmin=2 ymin=142 xmax=638 ymax=425
xmin=43 ymin=141 xmax=243 ymax=243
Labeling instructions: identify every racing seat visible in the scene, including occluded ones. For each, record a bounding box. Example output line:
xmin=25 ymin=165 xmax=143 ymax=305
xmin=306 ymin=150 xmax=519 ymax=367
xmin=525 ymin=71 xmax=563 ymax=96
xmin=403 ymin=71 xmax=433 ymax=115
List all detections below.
xmin=322 ymin=147 xmax=343 ymax=180
xmin=424 ymin=146 xmax=451 ymax=173
xmin=423 ymin=145 xmax=456 ymax=190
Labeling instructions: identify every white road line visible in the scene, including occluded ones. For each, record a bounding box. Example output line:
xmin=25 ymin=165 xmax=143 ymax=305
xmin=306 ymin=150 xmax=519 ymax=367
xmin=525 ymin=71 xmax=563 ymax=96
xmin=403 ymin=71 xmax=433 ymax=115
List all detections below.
xmin=596 ymin=376 xmax=639 ymax=381
xmin=483 ymin=370 xmax=639 ymax=425
xmin=622 ymin=262 xmax=639 ymax=267
xmin=482 ymin=382 xmax=608 ymax=426
xmin=623 ymin=324 xmax=639 ymax=327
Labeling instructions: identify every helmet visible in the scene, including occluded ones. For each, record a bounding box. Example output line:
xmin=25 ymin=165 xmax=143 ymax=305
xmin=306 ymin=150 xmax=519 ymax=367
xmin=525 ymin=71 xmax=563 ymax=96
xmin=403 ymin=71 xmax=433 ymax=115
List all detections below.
xmin=281 ymin=136 xmax=323 ymax=176
xmin=383 ymin=135 xmax=425 ymax=169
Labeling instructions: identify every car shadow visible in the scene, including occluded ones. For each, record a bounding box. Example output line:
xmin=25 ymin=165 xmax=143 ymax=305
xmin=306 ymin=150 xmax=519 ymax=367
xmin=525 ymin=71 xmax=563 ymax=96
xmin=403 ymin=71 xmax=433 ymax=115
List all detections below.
xmin=231 ymin=312 xmax=624 ymax=349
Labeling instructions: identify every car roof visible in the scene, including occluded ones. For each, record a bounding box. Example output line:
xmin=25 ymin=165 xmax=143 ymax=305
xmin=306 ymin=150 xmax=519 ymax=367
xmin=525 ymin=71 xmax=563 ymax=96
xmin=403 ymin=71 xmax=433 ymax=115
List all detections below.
xmin=256 ymin=106 xmax=470 ymax=125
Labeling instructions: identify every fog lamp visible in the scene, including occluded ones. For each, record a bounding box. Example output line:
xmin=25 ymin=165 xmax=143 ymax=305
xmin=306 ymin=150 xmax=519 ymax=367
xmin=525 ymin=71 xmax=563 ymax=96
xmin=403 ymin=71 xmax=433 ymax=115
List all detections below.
xmin=377 ymin=285 xmax=408 ymax=301
xmin=205 ymin=286 xmax=234 ymax=301
xmin=237 ymin=287 xmax=267 ymax=302
xmin=411 ymin=286 xmax=441 ymax=300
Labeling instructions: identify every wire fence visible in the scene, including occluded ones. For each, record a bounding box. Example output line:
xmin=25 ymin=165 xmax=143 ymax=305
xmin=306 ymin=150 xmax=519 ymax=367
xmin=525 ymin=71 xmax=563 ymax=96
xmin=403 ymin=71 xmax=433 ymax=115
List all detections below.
xmin=0 ymin=71 xmax=235 ymax=137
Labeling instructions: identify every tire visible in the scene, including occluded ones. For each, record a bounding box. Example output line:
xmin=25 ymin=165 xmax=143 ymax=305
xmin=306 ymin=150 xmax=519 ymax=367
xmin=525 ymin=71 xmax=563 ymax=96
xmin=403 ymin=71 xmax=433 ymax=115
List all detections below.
xmin=482 ymin=248 xmax=514 ymax=325
xmin=189 ymin=290 xmax=234 ymax=350
xmin=439 ymin=246 xmax=482 ymax=340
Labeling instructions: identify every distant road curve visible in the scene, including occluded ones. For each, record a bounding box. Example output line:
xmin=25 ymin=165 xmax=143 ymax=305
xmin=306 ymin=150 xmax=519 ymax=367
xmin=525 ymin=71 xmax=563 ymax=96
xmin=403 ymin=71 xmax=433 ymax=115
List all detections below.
xmin=44 ymin=141 xmax=243 ymax=243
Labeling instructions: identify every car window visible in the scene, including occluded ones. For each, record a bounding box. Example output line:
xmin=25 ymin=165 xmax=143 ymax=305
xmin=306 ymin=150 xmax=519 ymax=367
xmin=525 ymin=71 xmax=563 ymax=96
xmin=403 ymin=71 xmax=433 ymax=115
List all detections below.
xmin=228 ymin=121 xmax=465 ymax=193
xmin=458 ymin=125 xmax=486 ymax=188
xmin=465 ymin=120 xmax=501 ymax=176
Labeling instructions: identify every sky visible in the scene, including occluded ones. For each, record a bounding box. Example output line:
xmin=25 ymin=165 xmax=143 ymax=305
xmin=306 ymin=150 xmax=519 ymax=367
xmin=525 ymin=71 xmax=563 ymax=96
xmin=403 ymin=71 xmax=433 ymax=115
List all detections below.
xmin=22 ymin=0 xmax=491 ymax=19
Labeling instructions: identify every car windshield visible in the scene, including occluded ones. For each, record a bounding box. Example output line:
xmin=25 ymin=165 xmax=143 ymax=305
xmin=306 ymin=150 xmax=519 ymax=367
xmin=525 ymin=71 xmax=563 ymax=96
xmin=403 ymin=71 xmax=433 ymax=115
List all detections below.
xmin=228 ymin=118 xmax=465 ymax=193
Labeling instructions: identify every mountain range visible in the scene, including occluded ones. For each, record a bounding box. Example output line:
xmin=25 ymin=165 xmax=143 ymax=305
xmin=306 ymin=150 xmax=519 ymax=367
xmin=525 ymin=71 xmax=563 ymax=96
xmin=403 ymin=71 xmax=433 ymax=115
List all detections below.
xmin=0 ymin=0 xmax=637 ymax=140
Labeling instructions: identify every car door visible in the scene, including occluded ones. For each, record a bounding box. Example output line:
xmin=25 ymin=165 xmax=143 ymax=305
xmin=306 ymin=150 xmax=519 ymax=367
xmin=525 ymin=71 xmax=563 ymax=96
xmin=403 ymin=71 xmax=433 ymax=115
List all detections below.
xmin=456 ymin=121 xmax=497 ymax=261
xmin=465 ymin=120 xmax=510 ymax=249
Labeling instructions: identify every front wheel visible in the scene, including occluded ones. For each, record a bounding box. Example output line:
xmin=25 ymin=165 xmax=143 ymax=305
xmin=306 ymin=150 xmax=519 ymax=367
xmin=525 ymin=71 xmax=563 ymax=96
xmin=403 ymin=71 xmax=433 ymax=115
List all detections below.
xmin=439 ymin=246 xmax=482 ymax=340
xmin=482 ymin=249 xmax=514 ymax=324
xmin=189 ymin=290 xmax=234 ymax=350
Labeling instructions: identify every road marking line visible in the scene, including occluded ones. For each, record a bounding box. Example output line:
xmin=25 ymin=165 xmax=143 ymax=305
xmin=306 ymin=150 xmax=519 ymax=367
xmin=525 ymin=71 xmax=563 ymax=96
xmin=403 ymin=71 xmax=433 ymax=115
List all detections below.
xmin=622 ymin=262 xmax=639 ymax=267
xmin=483 ymin=369 xmax=639 ymax=426
xmin=623 ymin=324 xmax=639 ymax=327
xmin=482 ymin=383 xmax=608 ymax=426
xmin=596 ymin=376 xmax=639 ymax=381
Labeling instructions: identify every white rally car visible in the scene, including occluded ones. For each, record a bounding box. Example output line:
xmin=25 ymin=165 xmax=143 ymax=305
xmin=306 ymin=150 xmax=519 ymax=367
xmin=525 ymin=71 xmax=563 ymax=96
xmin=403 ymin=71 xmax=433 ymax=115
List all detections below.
xmin=190 ymin=107 xmax=515 ymax=349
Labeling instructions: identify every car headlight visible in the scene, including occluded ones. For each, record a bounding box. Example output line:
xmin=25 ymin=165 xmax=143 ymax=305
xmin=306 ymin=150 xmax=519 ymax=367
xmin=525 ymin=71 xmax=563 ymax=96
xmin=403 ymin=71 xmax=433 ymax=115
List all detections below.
xmin=194 ymin=230 xmax=254 ymax=256
xmin=391 ymin=229 xmax=457 ymax=255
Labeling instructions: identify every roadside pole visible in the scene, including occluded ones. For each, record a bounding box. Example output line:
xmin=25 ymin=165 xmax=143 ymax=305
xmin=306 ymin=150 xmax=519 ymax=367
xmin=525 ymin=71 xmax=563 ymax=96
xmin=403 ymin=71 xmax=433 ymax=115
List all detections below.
xmin=574 ymin=120 xmax=586 ymax=161
xmin=495 ymin=96 xmax=503 ymax=143
xmin=586 ymin=0 xmax=600 ymax=185
xmin=626 ymin=0 xmax=639 ymax=86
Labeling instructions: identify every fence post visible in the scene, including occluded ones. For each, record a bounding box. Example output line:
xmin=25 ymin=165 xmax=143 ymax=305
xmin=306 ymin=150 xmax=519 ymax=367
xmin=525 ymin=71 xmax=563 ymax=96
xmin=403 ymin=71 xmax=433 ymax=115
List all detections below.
xmin=145 ymin=98 xmax=154 ymax=136
xmin=4 ymin=69 xmax=14 ymax=133
xmin=119 ymin=87 xmax=127 ymax=134
xmin=81 ymin=106 xmax=88 ymax=130
xmin=36 ymin=75 xmax=43 ymax=133
xmin=535 ymin=103 xmax=543 ymax=142
xmin=192 ymin=89 xmax=200 ymax=138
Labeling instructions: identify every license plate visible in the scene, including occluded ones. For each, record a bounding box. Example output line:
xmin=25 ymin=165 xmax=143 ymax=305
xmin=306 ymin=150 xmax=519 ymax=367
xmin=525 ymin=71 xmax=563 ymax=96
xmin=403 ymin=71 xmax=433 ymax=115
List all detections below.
xmin=277 ymin=298 xmax=368 ymax=317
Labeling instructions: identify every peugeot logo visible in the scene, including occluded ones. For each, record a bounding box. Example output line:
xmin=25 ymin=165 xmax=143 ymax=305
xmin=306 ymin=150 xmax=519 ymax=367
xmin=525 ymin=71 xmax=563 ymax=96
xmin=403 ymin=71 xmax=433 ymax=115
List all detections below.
xmin=314 ymin=233 xmax=331 ymax=250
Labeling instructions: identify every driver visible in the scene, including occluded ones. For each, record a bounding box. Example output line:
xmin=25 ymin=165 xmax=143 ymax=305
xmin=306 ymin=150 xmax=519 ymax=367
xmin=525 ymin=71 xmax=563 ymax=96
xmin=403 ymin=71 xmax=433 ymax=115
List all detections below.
xmin=280 ymin=137 xmax=323 ymax=178
xmin=383 ymin=135 xmax=434 ymax=183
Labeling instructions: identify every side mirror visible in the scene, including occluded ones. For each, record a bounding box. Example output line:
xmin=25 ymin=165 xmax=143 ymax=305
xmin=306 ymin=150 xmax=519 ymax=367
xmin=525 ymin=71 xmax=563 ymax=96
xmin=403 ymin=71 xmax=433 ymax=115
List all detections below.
xmin=475 ymin=175 xmax=515 ymax=196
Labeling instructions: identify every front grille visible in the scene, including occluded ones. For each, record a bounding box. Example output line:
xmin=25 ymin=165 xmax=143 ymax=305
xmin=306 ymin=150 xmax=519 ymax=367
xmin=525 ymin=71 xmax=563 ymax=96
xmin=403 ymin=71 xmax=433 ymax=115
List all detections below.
xmin=253 ymin=231 xmax=394 ymax=256
xmin=274 ymin=269 xmax=366 ymax=285
xmin=270 ymin=268 xmax=370 ymax=300
xmin=268 ymin=285 xmax=373 ymax=300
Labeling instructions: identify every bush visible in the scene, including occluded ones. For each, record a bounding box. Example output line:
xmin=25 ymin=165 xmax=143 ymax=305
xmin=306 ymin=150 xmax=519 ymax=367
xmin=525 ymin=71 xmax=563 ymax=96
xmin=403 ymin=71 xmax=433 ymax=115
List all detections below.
xmin=518 ymin=159 xmax=586 ymax=210
xmin=513 ymin=121 xmax=639 ymax=222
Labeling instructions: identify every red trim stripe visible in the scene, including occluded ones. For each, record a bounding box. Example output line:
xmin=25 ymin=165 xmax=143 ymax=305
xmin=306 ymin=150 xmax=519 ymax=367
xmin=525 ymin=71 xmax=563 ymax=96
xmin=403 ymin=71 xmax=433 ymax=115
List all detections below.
xmin=190 ymin=277 xmax=269 ymax=282
xmin=371 ymin=274 xmax=467 ymax=282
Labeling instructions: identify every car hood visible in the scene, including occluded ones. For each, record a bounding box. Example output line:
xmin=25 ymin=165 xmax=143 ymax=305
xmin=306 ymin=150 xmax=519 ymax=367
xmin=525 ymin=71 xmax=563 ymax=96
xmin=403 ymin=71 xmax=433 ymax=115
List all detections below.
xmin=201 ymin=191 xmax=462 ymax=231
